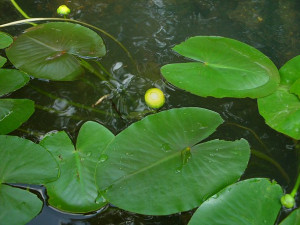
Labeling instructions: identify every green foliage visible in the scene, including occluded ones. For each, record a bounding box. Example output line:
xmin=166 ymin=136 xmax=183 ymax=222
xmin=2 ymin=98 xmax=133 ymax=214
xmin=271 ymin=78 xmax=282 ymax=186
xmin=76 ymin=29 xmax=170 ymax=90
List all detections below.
xmin=0 ymin=135 xmax=59 ymax=225
xmin=188 ymin=178 xmax=283 ymax=225
xmin=6 ymin=22 xmax=106 ymax=81
xmin=40 ymin=121 xmax=114 ymax=213
xmin=0 ymin=56 xmax=6 ymax=67
xmin=279 ymin=208 xmax=300 ymax=225
xmin=96 ymin=108 xmax=251 ymax=215
xmin=161 ymin=36 xmax=280 ymax=98
xmin=0 ymin=32 xmax=13 ymax=49
xmin=258 ymin=55 xmax=300 ymax=140
xmin=0 ymin=69 xmax=30 ymax=96
xmin=0 ymin=99 xmax=34 ymax=134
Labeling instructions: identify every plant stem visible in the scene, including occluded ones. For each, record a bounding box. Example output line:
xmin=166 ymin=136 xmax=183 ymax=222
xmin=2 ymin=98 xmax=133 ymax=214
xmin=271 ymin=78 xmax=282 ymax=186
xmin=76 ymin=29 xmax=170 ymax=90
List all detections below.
xmin=251 ymin=149 xmax=290 ymax=183
xmin=10 ymin=0 xmax=37 ymax=26
xmin=290 ymin=172 xmax=300 ymax=197
xmin=0 ymin=18 xmax=135 ymax=65
xmin=80 ymin=59 xmax=108 ymax=81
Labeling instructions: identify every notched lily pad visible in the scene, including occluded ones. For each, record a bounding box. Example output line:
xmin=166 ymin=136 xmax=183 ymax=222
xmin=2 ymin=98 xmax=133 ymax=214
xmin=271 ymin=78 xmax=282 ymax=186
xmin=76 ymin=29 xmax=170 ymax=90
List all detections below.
xmin=96 ymin=107 xmax=251 ymax=215
xmin=161 ymin=36 xmax=280 ymax=98
xmin=6 ymin=22 xmax=106 ymax=81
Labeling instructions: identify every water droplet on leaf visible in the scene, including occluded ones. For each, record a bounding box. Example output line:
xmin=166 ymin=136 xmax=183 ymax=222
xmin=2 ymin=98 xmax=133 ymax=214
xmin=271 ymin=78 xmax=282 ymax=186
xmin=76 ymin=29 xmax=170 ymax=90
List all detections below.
xmin=99 ymin=154 xmax=108 ymax=162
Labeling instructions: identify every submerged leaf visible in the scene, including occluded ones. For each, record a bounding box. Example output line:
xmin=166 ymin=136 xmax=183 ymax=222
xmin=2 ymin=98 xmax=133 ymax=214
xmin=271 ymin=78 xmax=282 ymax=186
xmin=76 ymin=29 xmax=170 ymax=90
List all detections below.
xmin=161 ymin=36 xmax=279 ymax=98
xmin=6 ymin=22 xmax=106 ymax=81
xmin=40 ymin=121 xmax=114 ymax=213
xmin=96 ymin=107 xmax=250 ymax=215
xmin=188 ymin=178 xmax=283 ymax=225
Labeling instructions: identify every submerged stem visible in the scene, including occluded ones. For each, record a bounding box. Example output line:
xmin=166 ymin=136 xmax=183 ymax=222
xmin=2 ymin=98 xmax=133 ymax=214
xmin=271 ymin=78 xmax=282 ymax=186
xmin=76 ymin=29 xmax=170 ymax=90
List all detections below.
xmin=10 ymin=0 xmax=37 ymax=26
xmin=0 ymin=18 xmax=135 ymax=65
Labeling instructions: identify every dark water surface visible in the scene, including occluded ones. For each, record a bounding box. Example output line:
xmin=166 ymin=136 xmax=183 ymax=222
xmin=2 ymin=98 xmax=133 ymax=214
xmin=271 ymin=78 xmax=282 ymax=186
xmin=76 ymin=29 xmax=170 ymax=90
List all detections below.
xmin=0 ymin=0 xmax=300 ymax=224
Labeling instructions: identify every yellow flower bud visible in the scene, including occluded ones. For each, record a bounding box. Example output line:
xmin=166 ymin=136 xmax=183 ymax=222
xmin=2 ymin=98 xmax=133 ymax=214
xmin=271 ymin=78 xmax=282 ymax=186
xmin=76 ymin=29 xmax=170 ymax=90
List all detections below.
xmin=144 ymin=88 xmax=165 ymax=109
xmin=57 ymin=5 xmax=71 ymax=15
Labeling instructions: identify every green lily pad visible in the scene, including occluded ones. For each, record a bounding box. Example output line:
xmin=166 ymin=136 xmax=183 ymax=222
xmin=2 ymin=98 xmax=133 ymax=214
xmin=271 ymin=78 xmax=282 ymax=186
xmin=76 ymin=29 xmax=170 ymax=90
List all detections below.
xmin=0 ymin=69 xmax=30 ymax=96
xmin=280 ymin=208 xmax=300 ymax=225
xmin=40 ymin=121 xmax=115 ymax=213
xmin=0 ymin=184 xmax=42 ymax=225
xmin=96 ymin=107 xmax=250 ymax=215
xmin=0 ymin=135 xmax=59 ymax=225
xmin=161 ymin=36 xmax=280 ymax=98
xmin=6 ymin=22 xmax=106 ymax=81
xmin=0 ymin=56 xmax=6 ymax=68
xmin=279 ymin=55 xmax=300 ymax=86
xmin=0 ymin=32 xmax=13 ymax=49
xmin=290 ymin=78 xmax=300 ymax=98
xmin=188 ymin=178 xmax=283 ymax=225
xmin=0 ymin=99 xmax=35 ymax=134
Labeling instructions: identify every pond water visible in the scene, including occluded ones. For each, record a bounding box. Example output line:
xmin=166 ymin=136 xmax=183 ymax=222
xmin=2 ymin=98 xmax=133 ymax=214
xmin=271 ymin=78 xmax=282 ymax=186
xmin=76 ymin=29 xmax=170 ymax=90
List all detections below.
xmin=1 ymin=0 xmax=300 ymax=224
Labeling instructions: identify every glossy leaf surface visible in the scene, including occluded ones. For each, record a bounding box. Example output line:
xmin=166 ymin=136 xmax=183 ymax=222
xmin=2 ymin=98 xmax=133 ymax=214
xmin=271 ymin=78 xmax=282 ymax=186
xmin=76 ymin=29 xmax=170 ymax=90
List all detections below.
xmin=279 ymin=55 xmax=300 ymax=86
xmin=0 ymin=184 xmax=42 ymax=225
xmin=0 ymin=99 xmax=34 ymax=134
xmin=40 ymin=121 xmax=115 ymax=213
xmin=0 ymin=32 xmax=13 ymax=49
xmin=96 ymin=108 xmax=250 ymax=215
xmin=280 ymin=208 xmax=300 ymax=225
xmin=0 ymin=56 xmax=6 ymax=67
xmin=161 ymin=36 xmax=279 ymax=98
xmin=188 ymin=178 xmax=283 ymax=225
xmin=0 ymin=135 xmax=59 ymax=184
xmin=6 ymin=22 xmax=106 ymax=81
xmin=0 ymin=69 xmax=30 ymax=96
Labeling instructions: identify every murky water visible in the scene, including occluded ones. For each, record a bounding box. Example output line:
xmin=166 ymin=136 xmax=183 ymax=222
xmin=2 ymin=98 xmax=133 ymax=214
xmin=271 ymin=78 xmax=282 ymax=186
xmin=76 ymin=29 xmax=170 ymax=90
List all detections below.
xmin=0 ymin=0 xmax=300 ymax=224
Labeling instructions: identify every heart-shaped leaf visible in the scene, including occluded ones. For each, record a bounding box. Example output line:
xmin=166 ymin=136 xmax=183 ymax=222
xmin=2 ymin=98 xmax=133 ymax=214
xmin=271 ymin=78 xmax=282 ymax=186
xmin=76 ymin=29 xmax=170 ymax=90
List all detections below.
xmin=6 ymin=22 xmax=106 ymax=81
xmin=188 ymin=178 xmax=283 ymax=225
xmin=0 ymin=184 xmax=42 ymax=225
xmin=258 ymin=55 xmax=300 ymax=140
xmin=0 ymin=69 xmax=30 ymax=96
xmin=0 ymin=32 xmax=13 ymax=49
xmin=161 ymin=36 xmax=280 ymax=98
xmin=96 ymin=108 xmax=250 ymax=215
xmin=0 ymin=56 xmax=6 ymax=68
xmin=0 ymin=99 xmax=35 ymax=134
xmin=280 ymin=208 xmax=300 ymax=225
xmin=0 ymin=135 xmax=59 ymax=225
xmin=40 ymin=121 xmax=115 ymax=213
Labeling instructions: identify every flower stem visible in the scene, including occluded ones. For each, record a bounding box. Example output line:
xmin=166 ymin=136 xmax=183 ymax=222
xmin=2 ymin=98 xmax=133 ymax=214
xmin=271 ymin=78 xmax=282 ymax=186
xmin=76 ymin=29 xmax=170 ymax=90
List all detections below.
xmin=10 ymin=0 xmax=37 ymax=26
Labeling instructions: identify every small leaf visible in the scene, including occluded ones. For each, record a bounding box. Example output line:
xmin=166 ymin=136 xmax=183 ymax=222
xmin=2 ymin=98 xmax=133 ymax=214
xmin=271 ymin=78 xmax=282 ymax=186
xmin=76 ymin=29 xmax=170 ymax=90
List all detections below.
xmin=0 ymin=32 xmax=13 ymax=49
xmin=161 ymin=36 xmax=280 ymax=98
xmin=290 ymin=78 xmax=300 ymax=98
xmin=0 ymin=56 xmax=7 ymax=68
xmin=279 ymin=208 xmax=300 ymax=225
xmin=188 ymin=178 xmax=283 ymax=225
xmin=0 ymin=69 xmax=30 ymax=96
xmin=279 ymin=55 xmax=300 ymax=86
xmin=40 ymin=121 xmax=114 ymax=213
xmin=0 ymin=99 xmax=35 ymax=134
xmin=6 ymin=22 xmax=106 ymax=81
xmin=96 ymin=108 xmax=251 ymax=215
xmin=0 ymin=184 xmax=42 ymax=225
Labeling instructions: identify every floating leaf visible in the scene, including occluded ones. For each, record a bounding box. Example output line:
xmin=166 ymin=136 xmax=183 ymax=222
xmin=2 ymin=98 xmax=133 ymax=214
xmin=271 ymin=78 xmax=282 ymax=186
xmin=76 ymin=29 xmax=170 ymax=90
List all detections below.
xmin=280 ymin=208 xmax=300 ymax=225
xmin=0 ymin=99 xmax=34 ymax=134
xmin=96 ymin=107 xmax=250 ymax=215
xmin=161 ymin=36 xmax=279 ymax=98
xmin=0 ymin=69 xmax=30 ymax=96
xmin=188 ymin=178 xmax=283 ymax=225
xmin=0 ymin=135 xmax=59 ymax=225
xmin=40 ymin=121 xmax=115 ymax=213
xmin=0 ymin=56 xmax=6 ymax=68
xmin=0 ymin=32 xmax=13 ymax=49
xmin=258 ymin=55 xmax=300 ymax=140
xmin=0 ymin=184 xmax=42 ymax=225
xmin=6 ymin=22 xmax=106 ymax=81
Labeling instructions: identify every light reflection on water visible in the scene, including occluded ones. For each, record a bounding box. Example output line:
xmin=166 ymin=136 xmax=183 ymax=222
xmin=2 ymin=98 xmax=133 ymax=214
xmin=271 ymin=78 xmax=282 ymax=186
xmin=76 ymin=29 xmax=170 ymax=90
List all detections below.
xmin=0 ymin=0 xmax=299 ymax=224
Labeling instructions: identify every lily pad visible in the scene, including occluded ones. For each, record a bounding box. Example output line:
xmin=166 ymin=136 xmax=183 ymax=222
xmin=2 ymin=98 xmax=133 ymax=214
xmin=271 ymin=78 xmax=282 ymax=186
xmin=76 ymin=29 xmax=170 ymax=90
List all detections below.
xmin=0 ymin=99 xmax=35 ymax=134
xmin=188 ymin=178 xmax=283 ymax=225
xmin=40 ymin=121 xmax=115 ymax=213
xmin=0 ymin=135 xmax=59 ymax=225
xmin=0 ymin=69 xmax=30 ymax=96
xmin=0 ymin=56 xmax=6 ymax=68
xmin=96 ymin=107 xmax=250 ymax=215
xmin=161 ymin=36 xmax=280 ymax=98
xmin=6 ymin=22 xmax=106 ymax=81
xmin=258 ymin=55 xmax=300 ymax=140
xmin=0 ymin=32 xmax=13 ymax=49
xmin=280 ymin=208 xmax=300 ymax=225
